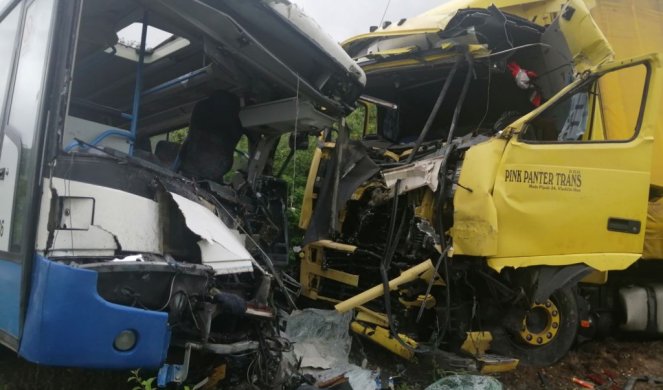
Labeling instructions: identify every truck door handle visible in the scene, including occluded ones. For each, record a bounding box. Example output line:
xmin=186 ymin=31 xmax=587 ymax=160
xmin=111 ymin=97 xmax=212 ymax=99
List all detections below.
xmin=607 ymin=218 xmax=641 ymax=234
xmin=0 ymin=168 xmax=6 ymax=181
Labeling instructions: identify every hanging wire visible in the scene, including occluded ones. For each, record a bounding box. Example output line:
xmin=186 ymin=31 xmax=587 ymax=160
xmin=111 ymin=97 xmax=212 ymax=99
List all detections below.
xmin=474 ymin=58 xmax=493 ymax=134
xmin=289 ymin=76 xmax=301 ymax=210
xmin=379 ymin=0 xmax=392 ymax=27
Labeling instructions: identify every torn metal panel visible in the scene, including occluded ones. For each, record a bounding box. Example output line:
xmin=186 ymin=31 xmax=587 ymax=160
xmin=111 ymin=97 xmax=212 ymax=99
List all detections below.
xmin=168 ymin=192 xmax=254 ymax=274
xmin=149 ymin=0 xmax=363 ymax=116
xmin=382 ymin=156 xmax=445 ymax=195
xmin=36 ymin=178 xmax=161 ymax=256
xmin=553 ymin=0 xmax=613 ymax=72
xmin=451 ymin=138 xmax=506 ymax=256
xmin=303 ymin=141 xmax=380 ymax=244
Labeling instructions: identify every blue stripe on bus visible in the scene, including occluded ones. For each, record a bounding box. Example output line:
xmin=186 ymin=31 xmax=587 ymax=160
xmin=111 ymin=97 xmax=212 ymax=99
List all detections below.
xmin=0 ymin=259 xmax=21 ymax=339
xmin=19 ymin=255 xmax=171 ymax=369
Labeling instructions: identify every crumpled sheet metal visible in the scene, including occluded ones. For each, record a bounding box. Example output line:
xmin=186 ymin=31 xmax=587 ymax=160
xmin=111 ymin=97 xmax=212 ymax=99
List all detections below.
xmin=169 ymin=192 xmax=254 ymax=274
xmin=307 ymin=364 xmax=378 ymax=390
xmin=285 ymin=309 xmax=353 ymax=369
xmin=382 ymin=156 xmax=444 ymax=195
xmin=425 ymin=375 xmax=503 ymax=390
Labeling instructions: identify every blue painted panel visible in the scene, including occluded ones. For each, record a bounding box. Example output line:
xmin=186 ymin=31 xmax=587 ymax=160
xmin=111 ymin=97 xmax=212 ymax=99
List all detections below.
xmin=0 ymin=259 xmax=21 ymax=340
xmin=19 ymin=256 xmax=171 ymax=369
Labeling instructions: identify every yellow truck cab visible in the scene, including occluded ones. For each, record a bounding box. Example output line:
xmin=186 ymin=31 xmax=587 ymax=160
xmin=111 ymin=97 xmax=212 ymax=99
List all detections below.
xmin=298 ymin=0 xmax=663 ymax=367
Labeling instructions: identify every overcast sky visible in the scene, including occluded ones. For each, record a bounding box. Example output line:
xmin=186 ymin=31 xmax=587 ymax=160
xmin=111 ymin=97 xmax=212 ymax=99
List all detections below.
xmin=290 ymin=0 xmax=451 ymax=42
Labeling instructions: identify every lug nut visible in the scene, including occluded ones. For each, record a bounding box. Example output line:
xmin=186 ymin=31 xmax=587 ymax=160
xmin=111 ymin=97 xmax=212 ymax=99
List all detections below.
xmin=545 ymin=301 xmax=552 ymax=308
xmin=547 ymin=332 xmax=553 ymax=339
xmin=552 ymin=310 xmax=558 ymax=316
xmin=526 ymin=334 xmax=532 ymax=341
xmin=537 ymin=337 xmax=543 ymax=344
xmin=552 ymin=322 xmax=559 ymax=329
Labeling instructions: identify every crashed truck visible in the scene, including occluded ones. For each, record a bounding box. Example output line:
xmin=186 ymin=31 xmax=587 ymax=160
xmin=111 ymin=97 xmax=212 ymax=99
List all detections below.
xmin=298 ymin=0 xmax=663 ymax=369
xmin=0 ymin=0 xmax=364 ymax=387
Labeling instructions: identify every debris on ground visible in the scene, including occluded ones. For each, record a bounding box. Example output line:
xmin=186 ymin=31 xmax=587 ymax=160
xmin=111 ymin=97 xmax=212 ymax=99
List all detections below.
xmin=498 ymin=339 xmax=663 ymax=389
xmin=284 ymin=309 xmax=377 ymax=389
xmin=285 ymin=309 xmax=353 ymax=369
xmin=424 ymin=375 xmax=503 ymax=390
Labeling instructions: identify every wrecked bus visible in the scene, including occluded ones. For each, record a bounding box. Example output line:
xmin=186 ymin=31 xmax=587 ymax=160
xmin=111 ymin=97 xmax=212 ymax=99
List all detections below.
xmin=298 ymin=0 xmax=663 ymax=368
xmin=0 ymin=0 xmax=363 ymax=386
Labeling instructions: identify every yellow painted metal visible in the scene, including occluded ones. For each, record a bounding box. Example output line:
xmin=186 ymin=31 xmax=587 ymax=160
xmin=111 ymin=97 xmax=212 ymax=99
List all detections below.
xmin=299 ymin=146 xmax=323 ymax=230
xmin=460 ymin=331 xmax=493 ymax=357
xmin=309 ymin=240 xmax=357 ymax=253
xmin=519 ymin=300 xmax=560 ymax=346
xmin=360 ymin=52 xmax=462 ymax=74
xmin=478 ymin=356 xmax=520 ymax=374
xmin=590 ymin=0 xmax=663 ymax=186
xmin=581 ymin=270 xmax=609 ymax=284
xmin=414 ymin=189 xmax=436 ymax=223
xmin=350 ymin=322 xmax=416 ymax=360
xmin=307 ymin=294 xmax=391 ymax=328
xmin=359 ymin=45 xmax=489 ymax=74
xmin=555 ymin=0 xmax=614 ymax=72
xmin=487 ymin=253 xmax=641 ymax=272
xmin=299 ymin=246 xmax=360 ymax=299
xmin=350 ymin=180 xmax=386 ymax=201
xmin=382 ymin=150 xmax=401 ymax=162
xmin=399 ymin=294 xmax=437 ymax=310
xmin=335 ymin=260 xmax=435 ymax=313
xmin=486 ymin=57 xmax=660 ymax=268
xmin=644 ymin=197 xmax=663 ymax=259
xmin=342 ymin=0 xmax=563 ymax=48
xmin=452 ymin=138 xmax=506 ymax=256
xmin=344 ymin=0 xmax=611 ymax=72
xmin=356 ymin=310 xmax=389 ymax=328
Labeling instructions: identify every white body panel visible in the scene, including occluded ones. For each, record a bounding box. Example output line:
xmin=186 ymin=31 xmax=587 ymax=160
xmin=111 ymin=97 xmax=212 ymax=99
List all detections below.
xmin=36 ymin=178 xmax=161 ymax=257
xmin=169 ymin=192 xmax=254 ymax=274
xmin=0 ymin=134 xmax=20 ymax=252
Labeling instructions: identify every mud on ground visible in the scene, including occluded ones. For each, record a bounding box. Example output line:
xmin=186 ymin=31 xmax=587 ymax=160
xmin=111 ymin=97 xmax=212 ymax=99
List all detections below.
xmin=0 ymin=339 xmax=661 ymax=389
xmin=353 ymin=337 xmax=663 ymax=390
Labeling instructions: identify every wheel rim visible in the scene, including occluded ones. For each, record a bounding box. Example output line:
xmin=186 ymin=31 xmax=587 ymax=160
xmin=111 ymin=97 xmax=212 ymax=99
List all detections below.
xmin=518 ymin=299 xmax=561 ymax=346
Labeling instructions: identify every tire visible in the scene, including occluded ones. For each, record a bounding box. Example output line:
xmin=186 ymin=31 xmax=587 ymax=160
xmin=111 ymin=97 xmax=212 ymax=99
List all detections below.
xmin=491 ymin=286 xmax=579 ymax=366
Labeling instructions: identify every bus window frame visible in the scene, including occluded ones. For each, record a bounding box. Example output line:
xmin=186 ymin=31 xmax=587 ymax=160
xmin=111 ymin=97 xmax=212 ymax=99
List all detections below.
xmin=0 ymin=0 xmax=26 ymax=262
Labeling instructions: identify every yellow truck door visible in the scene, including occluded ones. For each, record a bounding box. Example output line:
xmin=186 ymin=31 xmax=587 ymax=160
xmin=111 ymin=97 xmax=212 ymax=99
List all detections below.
xmin=488 ymin=55 xmax=661 ymax=272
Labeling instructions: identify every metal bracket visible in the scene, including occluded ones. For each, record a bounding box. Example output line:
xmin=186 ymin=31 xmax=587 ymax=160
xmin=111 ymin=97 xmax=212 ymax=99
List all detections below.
xmin=157 ymin=343 xmax=193 ymax=388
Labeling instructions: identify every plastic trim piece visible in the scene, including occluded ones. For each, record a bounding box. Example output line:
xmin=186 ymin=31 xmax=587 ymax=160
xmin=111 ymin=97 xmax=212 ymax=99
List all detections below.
xmin=19 ymin=255 xmax=170 ymax=369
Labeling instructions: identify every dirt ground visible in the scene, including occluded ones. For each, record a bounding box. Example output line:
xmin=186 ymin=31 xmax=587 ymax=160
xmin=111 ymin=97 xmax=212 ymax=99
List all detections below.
xmin=0 ymin=339 xmax=661 ymax=389
xmin=497 ymin=339 xmax=663 ymax=390
xmin=354 ymin=337 xmax=663 ymax=390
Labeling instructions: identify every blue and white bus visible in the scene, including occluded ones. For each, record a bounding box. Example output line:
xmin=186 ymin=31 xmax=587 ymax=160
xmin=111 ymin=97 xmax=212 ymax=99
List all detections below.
xmin=0 ymin=0 xmax=363 ymax=385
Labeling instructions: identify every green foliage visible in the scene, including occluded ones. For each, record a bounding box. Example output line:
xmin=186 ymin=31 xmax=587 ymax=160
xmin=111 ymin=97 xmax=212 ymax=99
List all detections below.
xmin=162 ymin=111 xmax=379 ymax=265
xmin=127 ymin=370 xmax=155 ymax=390
xmin=272 ymin=133 xmax=317 ymax=259
xmin=269 ymin=104 xmax=378 ymax=261
xmin=168 ymin=127 xmax=189 ymax=144
xmin=128 ymin=370 xmax=192 ymax=390
xmin=345 ymin=103 xmax=377 ymax=139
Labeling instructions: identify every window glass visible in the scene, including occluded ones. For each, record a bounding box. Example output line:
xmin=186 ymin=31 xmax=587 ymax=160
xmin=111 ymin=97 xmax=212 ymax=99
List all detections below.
xmin=7 ymin=0 xmax=54 ymax=147
xmin=346 ymin=104 xmax=366 ymax=140
xmin=7 ymin=0 xmax=55 ymax=253
xmin=521 ymin=64 xmax=647 ymax=143
xmin=596 ymin=64 xmax=647 ymax=141
xmin=0 ymin=4 xmax=21 ymax=117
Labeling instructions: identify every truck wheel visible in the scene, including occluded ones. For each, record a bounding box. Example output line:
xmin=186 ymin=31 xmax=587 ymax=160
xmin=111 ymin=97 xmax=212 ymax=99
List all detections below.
xmin=493 ymin=286 xmax=578 ymax=366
